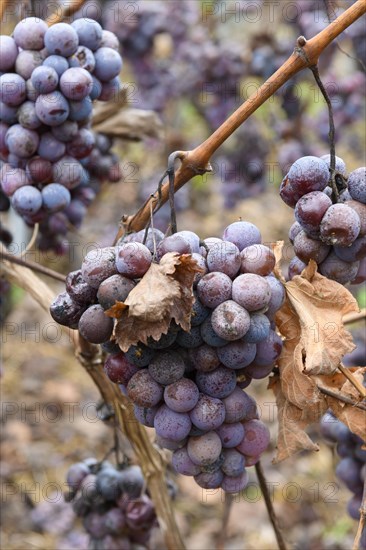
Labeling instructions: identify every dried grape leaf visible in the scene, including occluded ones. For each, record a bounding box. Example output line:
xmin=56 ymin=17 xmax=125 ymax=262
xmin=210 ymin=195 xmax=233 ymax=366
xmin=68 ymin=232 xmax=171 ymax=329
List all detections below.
xmin=93 ymin=107 xmax=164 ymax=141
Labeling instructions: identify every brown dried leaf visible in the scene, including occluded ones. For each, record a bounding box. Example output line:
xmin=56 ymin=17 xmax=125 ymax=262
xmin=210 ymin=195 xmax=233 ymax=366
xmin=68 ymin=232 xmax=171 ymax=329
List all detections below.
xmin=285 ymin=260 xmax=358 ymax=376
xmin=326 ymin=396 xmax=366 ymax=443
xmin=93 ymin=107 xmax=164 ymax=141
xmin=341 ymin=367 xmax=366 ymax=401
xmin=114 ymin=253 xmax=203 ymax=351
xmin=271 ymin=240 xmax=286 ymax=283
xmin=105 ymin=301 xmax=128 ymax=319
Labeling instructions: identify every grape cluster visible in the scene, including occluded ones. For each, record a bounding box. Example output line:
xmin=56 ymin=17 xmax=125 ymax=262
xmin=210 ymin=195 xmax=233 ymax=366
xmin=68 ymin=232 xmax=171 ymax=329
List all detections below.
xmin=0 ymin=17 xmax=122 ymax=251
xmin=320 ymin=412 xmax=366 ymax=548
xmin=280 ymin=155 xmax=366 ymax=285
xmin=51 ymin=221 xmax=285 ymax=493
xmin=64 ymin=458 xmax=157 ymax=550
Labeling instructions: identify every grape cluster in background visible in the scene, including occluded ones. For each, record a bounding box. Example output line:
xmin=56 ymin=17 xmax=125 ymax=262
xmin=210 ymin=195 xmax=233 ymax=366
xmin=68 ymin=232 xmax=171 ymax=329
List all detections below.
xmin=51 ymin=221 xmax=286 ymax=493
xmin=0 ymin=16 xmax=122 ymax=252
xmin=280 ymin=155 xmax=366 ymax=285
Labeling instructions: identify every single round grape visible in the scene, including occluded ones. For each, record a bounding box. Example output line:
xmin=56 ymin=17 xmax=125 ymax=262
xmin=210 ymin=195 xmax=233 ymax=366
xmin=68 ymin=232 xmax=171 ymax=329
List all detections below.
xmin=334 ymin=235 xmax=366 ymax=262
xmin=191 ymin=293 xmax=210 ymax=326
xmin=172 ymin=446 xmax=201 ymax=476
xmin=156 ymin=435 xmax=187 ymax=451
xmin=0 ymin=101 xmax=18 ymax=124
xmin=192 ymin=253 xmax=208 ymax=287
xmin=154 ymin=404 xmax=192 ymax=442
xmin=321 ymin=154 xmax=347 ymax=176
xmin=31 ymin=65 xmax=58 ymax=94
xmin=187 ymin=431 xmax=222 ymax=466
xmin=71 ymin=18 xmax=103 ymax=51
xmin=0 ymin=164 xmax=29 ymax=196
xmin=206 ymin=241 xmax=241 ymax=277
xmin=176 ymin=326 xmax=203 ymax=348
xmin=125 ymin=494 xmax=155 ymax=530
xmin=119 ymin=465 xmax=144 ymax=499
xmin=11 ymin=185 xmax=42 ymax=215
xmin=125 ymin=343 xmax=155 ymax=368
xmin=104 ymin=508 xmax=126 ymax=535
xmin=5 ymin=124 xmax=39 ymax=158
xmin=190 ymin=394 xmax=226 ymax=430
xmin=100 ymin=30 xmax=120 ymax=50
xmin=294 ymin=191 xmax=332 ymax=236
xmin=348 ymin=167 xmax=366 ymax=204
xmin=264 ymin=276 xmax=285 ymax=318
xmin=243 ymin=313 xmax=271 ymax=343
xmin=104 ymin=352 xmax=138 ymax=385
xmin=211 ymin=300 xmax=250 ymax=341
xmin=60 ymin=67 xmax=93 ymax=100
xmin=240 ymin=244 xmax=275 ymax=276
xmin=164 ymin=378 xmax=200 ymax=412
xmin=221 ymin=449 xmax=245 ymax=476
xmin=320 ymin=204 xmax=361 ymax=247
xmin=35 ymin=91 xmax=69 ymax=126
xmin=81 ymin=247 xmax=118 ymax=289
xmin=351 ymin=258 xmax=366 ymax=285
xmin=148 ymin=351 xmax=185 ymax=386
xmin=294 ymin=231 xmax=331 ymax=264
xmin=288 ymin=256 xmax=307 ymax=279
xmin=17 ymin=101 xmax=42 ymax=130
xmin=156 ymin=234 xmax=192 ymax=259
xmin=133 ymin=405 xmax=159 ymax=427
xmin=127 ymin=370 xmax=163 ymax=407
xmin=196 ymin=366 xmax=237 ymax=399
xmin=66 ymin=461 xmax=90 ymax=490
xmin=347 ymin=494 xmax=362 ymax=521
xmin=223 ymin=387 xmax=259 ymax=423
xmin=232 ymin=274 xmax=271 ymax=312
xmin=43 ymin=55 xmax=69 ymax=76
xmin=175 ymin=230 xmax=201 ymax=253
xmin=345 ymin=200 xmax=366 ymax=237
xmin=52 ymin=155 xmax=84 ymax=189
xmin=96 ymin=467 xmax=124 ymax=501
xmin=44 ymin=23 xmax=79 ymax=57
xmin=97 ymin=274 xmax=135 ymax=310
xmin=94 ymin=47 xmax=123 ymax=81
xmin=200 ymin=315 xmax=228 ymax=347
xmin=319 ymin=252 xmax=360 ymax=284
xmin=221 ymin=471 xmax=248 ymax=493
xmin=41 ymin=183 xmax=70 ymax=212
xmin=68 ymin=45 xmax=96 ymax=72
xmin=223 ymin=221 xmax=261 ymax=251
xmin=280 ymin=175 xmax=301 ymax=207
xmin=78 ymin=305 xmax=114 ymax=344
xmin=197 ymin=272 xmax=232 ymax=309
xmin=90 ymin=75 xmax=102 ymax=100
xmin=244 ymin=362 xmax=275 ymax=379
xmin=68 ymin=97 xmax=93 ymax=122
xmin=37 ymin=132 xmax=66 ymax=162
xmin=287 ymin=156 xmax=329 ymax=196
xmin=288 ymin=221 xmax=303 ymax=244
xmin=217 ymin=422 xmax=245 ymax=449
xmin=0 ymin=36 xmax=18 ymax=71
xmin=13 ymin=17 xmax=48 ymax=50
xmin=50 ymin=291 xmax=86 ymax=328
xmin=217 ymin=339 xmax=257 ymax=369
xmin=236 ymin=419 xmax=270 ymax=456
xmin=116 ymin=242 xmax=152 ymax=279
xmin=188 ymin=344 xmax=220 ymax=372
xmin=254 ymin=330 xmax=283 ymax=366
xmin=194 ymin=470 xmax=224 ymax=489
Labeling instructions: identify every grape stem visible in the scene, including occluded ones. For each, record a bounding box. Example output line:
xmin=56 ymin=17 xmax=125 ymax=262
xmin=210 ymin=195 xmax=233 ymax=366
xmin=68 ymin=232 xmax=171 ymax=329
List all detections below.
xmin=0 ymin=248 xmax=65 ymax=283
xmin=118 ymin=0 xmax=366 ymax=236
xmin=216 ymin=494 xmax=234 ymax=550
xmin=344 ymin=308 xmax=366 ymax=325
xmin=19 ymin=223 xmax=39 ymax=259
xmin=317 ymin=385 xmax=366 ymax=411
xmin=353 ymin=479 xmax=366 ymax=550
xmin=255 ymin=461 xmax=288 ymax=550
xmin=338 ymin=363 xmax=366 ymax=399
xmin=0 ymin=0 xmax=10 ymax=20
xmin=45 ymin=0 xmax=86 ymax=25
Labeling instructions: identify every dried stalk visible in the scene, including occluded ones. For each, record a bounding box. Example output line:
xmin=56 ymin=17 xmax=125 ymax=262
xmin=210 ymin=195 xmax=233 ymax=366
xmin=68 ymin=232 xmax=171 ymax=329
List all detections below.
xmin=317 ymin=385 xmax=366 ymax=411
xmin=0 ymin=0 xmax=10 ymax=20
xmin=353 ymin=479 xmax=366 ymax=550
xmin=45 ymin=0 xmax=85 ymax=25
xmin=344 ymin=309 xmax=366 ymax=325
xmin=118 ymin=0 xmax=366 ymax=237
xmin=1 ymin=248 xmax=65 ymax=283
xmin=338 ymin=364 xmax=366 ymax=399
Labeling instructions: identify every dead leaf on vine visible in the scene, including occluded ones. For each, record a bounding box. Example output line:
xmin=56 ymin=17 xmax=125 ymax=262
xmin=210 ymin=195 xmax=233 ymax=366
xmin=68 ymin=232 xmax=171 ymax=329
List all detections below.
xmin=271 ymin=241 xmax=286 ymax=284
xmin=112 ymin=253 xmax=204 ymax=352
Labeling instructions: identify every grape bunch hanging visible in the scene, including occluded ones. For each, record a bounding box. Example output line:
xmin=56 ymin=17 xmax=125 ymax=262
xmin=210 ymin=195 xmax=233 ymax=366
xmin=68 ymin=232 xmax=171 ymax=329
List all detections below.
xmin=51 ymin=221 xmax=286 ymax=493
xmin=281 ymin=155 xmax=366 ymax=284
xmin=0 ymin=17 xmax=122 ymax=251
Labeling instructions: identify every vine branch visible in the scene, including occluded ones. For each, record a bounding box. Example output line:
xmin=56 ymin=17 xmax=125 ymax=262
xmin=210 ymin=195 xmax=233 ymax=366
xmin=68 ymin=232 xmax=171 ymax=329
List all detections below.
xmin=255 ymin=461 xmax=287 ymax=550
xmin=0 ymin=249 xmax=66 ymax=283
xmin=344 ymin=308 xmax=366 ymax=325
xmin=338 ymin=364 xmax=366 ymax=399
xmin=317 ymin=385 xmax=366 ymax=411
xmin=117 ymin=0 xmax=366 ymax=237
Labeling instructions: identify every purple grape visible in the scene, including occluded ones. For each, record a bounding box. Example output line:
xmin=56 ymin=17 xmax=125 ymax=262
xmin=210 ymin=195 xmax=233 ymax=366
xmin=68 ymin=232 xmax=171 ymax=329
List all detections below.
xmin=94 ymin=47 xmax=123 ymax=81
xmin=190 ymin=394 xmax=226 ymax=430
xmin=97 ymin=274 xmax=135 ymax=310
xmin=211 ymin=300 xmax=250 ymax=341
xmin=53 ymin=155 xmax=84 ymax=189
xmin=66 ymin=461 xmax=90 ymax=490
xmin=0 ymin=164 xmax=29 ymax=195
xmin=232 ymin=274 xmax=271 ymax=312
xmin=221 ymin=449 xmax=245 ymax=476
xmin=68 ymin=46 xmax=96 ymax=72
xmin=148 ymin=351 xmax=185 ymax=385
xmin=31 ymin=65 xmax=59 ymax=94
xmin=254 ymin=330 xmax=283 ymax=366
xmin=221 ymin=471 xmax=248 ymax=493
xmin=125 ymin=495 xmax=155 ymax=530
xmin=13 ymin=17 xmax=48 ymax=50
xmin=0 ymin=36 xmax=18 ymax=71
xmin=11 ymin=185 xmax=42 ymax=215
xmin=294 ymin=231 xmax=331 ymax=264
xmin=236 ymin=419 xmax=270 ymax=456
xmin=119 ymin=465 xmax=144 ymax=499
xmin=348 ymin=167 xmax=366 ymax=204
xmin=172 ymin=446 xmax=201 ymax=476
xmin=243 ymin=313 xmax=271 ymax=343
xmin=104 ymin=508 xmax=126 ymax=535
xmin=78 ymin=304 xmax=114 ymax=344
xmin=153 ymin=404 xmax=192 ymax=441
xmin=288 ymin=221 xmax=303 ymax=244
xmin=43 ymin=55 xmax=69 ymax=76
xmin=200 ymin=315 xmax=228 ymax=347
xmin=217 ymin=339 xmax=257 ymax=369
xmin=81 ymin=247 xmax=118 ymax=288
xmin=320 ymin=204 xmax=360 ymax=247
xmin=244 ymin=362 xmax=274 ymax=379
xmin=125 ymin=343 xmax=155 ymax=368
xmin=197 ymin=272 xmax=232 ymax=309
xmin=265 ymin=276 xmax=285 ymax=318
xmin=206 ymin=241 xmax=241 ymax=277
xmin=187 ymin=431 xmax=222 ymax=466
xmin=191 ymin=293 xmax=210 ymax=326
xmin=164 ymin=378 xmax=200 ymax=412
xmin=156 ymin=234 xmax=192 ymax=259
xmin=37 ymin=132 xmax=66 ymax=161
xmin=319 ymin=251 xmax=359 ymax=284
xmin=133 ymin=405 xmax=159 ymax=427
xmin=288 ymin=256 xmax=307 ymax=279
xmin=44 ymin=23 xmax=79 ymax=57
xmin=116 ymin=242 xmax=152 ymax=278
xmin=17 ymin=101 xmax=42 ymax=130
xmin=35 ymin=91 xmax=70 ymax=126
xmin=41 ymin=183 xmax=70 ymax=212
xmin=196 ymin=366 xmax=237 ymax=399
xmin=223 ymin=221 xmax=261 ymax=251
xmin=99 ymin=77 xmax=122 ymax=101
xmin=83 ymin=512 xmax=108 ymax=538
xmin=71 ymin=18 xmax=103 ymax=51
xmin=335 ymin=457 xmax=363 ymax=493
xmin=176 ymin=326 xmax=203 ymax=348
xmin=0 ymin=102 xmax=18 ymax=124
xmin=287 ymin=156 xmax=329 ymax=196
xmin=104 ymin=352 xmax=138 ymax=385
xmin=5 ymin=124 xmax=39 ymax=158
xmin=321 ymin=154 xmax=347 ymax=176
xmin=294 ymin=191 xmax=332 ymax=236
xmin=50 ymin=291 xmax=86 ymax=328
xmin=127 ymin=370 xmax=163 ymax=407
xmin=194 ymin=470 xmax=224 ymax=489
xmin=334 ymin=236 xmax=366 ymax=262
xmin=217 ymin=422 xmax=245 ymax=448
xmin=346 ymin=200 xmax=366 ymax=237
xmin=156 ymin=435 xmax=187 ymax=451
xmin=223 ymin=387 xmax=258 ymax=423
xmin=96 ymin=467 xmax=124 ymax=500
xmin=188 ymin=344 xmax=220 ymax=372
xmin=90 ymin=75 xmax=102 ymax=100
xmin=100 ymin=30 xmax=120 ymax=50
xmin=347 ymin=494 xmax=362 ymax=521
xmin=66 ymin=269 xmax=97 ymax=305
xmin=60 ymin=68 xmax=93 ymax=100
xmin=15 ymin=50 xmax=44 ymax=80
